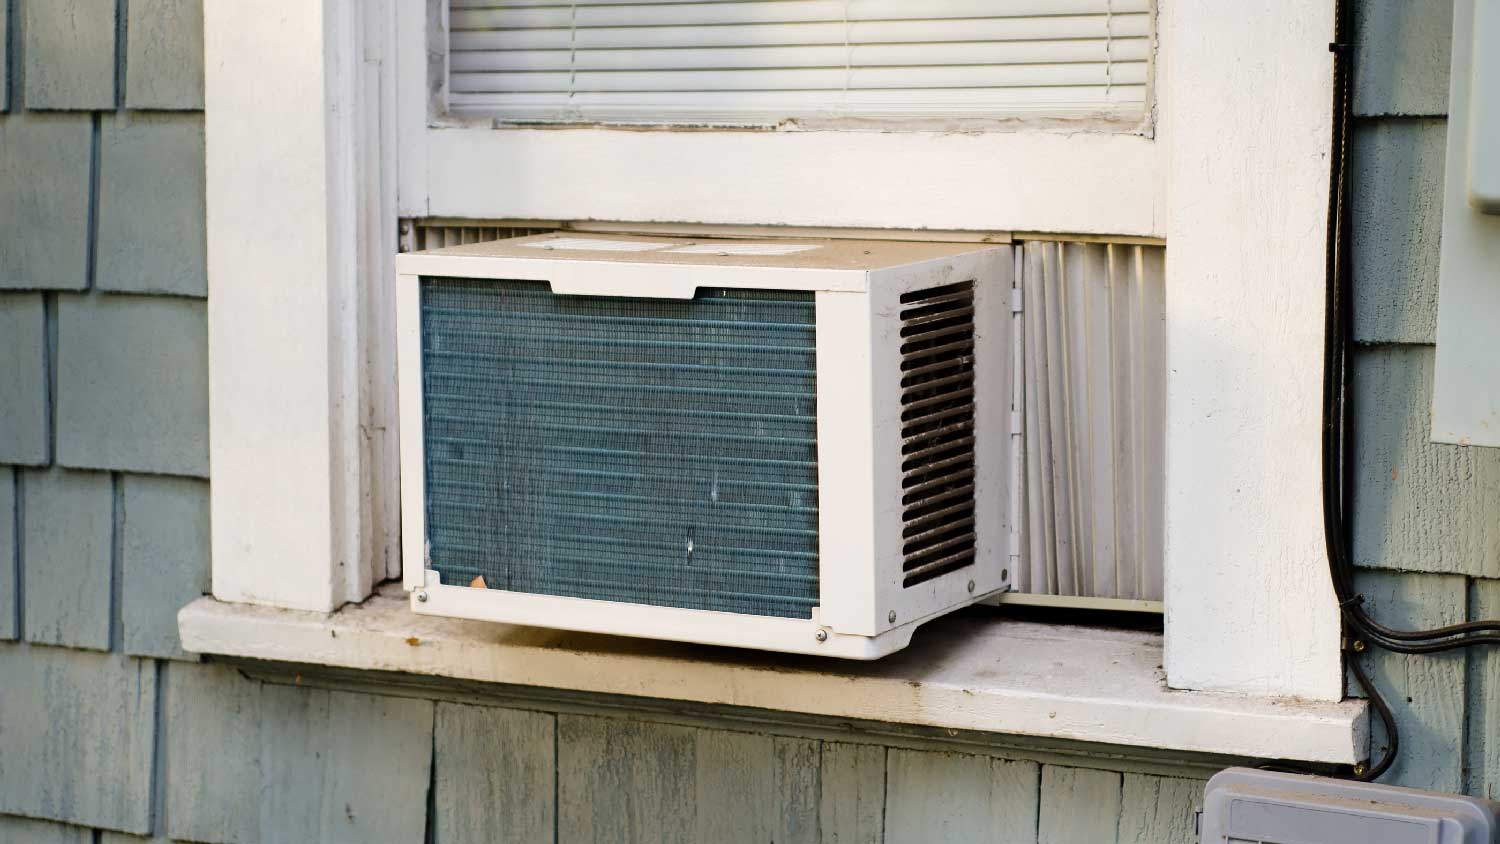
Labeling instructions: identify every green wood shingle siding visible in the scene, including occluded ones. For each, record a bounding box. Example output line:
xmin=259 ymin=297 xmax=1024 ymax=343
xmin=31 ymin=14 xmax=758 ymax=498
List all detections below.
xmin=0 ymin=646 xmax=156 ymax=834
xmin=123 ymin=0 xmax=203 ymax=110
xmin=0 ymin=113 xmax=92 ymax=291
xmin=1351 ymin=119 xmax=1447 ymax=345
xmin=883 ymin=749 xmax=1039 ymax=844
xmin=0 ymin=294 xmax=48 ymax=464
xmin=97 ymin=113 xmax=207 ymax=297
xmin=0 ymin=468 xmax=15 ymax=640
xmin=1352 ymin=346 xmax=1500 ymax=578
xmin=23 ymin=0 xmax=117 ymax=110
xmin=119 ymin=474 xmax=209 ymax=660
xmin=433 ymin=702 xmax=557 ymax=844
xmin=56 ymin=294 xmax=208 ymax=477
xmin=20 ymin=468 xmax=113 ymax=650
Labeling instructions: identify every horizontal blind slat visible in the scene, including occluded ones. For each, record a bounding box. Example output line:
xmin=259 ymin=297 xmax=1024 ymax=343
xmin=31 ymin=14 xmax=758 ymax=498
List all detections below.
xmin=452 ymin=62 xmax=1144 ymax=94
xmin=446 ymin=1 xmax=1152 ymax=123
xmin=450 ymin=39 xmax=1151 ymax=73
xmin=449 ymin=15 xmax=1150 ymax=51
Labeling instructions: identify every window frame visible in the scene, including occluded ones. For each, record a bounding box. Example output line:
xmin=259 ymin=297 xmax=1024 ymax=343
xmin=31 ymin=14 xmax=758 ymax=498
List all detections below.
xmin=203 ymin=0 xmax=1345 ymax=703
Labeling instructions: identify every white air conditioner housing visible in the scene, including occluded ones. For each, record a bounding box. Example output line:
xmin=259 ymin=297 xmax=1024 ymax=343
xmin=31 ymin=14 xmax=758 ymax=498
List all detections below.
xmin=396 ymin=233 xmax=1013 ymax=658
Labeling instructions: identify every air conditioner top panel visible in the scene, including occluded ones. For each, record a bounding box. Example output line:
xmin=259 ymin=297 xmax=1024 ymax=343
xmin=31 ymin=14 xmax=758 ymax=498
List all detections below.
xmin=394 ymin=233 xmax=1005 ymax=296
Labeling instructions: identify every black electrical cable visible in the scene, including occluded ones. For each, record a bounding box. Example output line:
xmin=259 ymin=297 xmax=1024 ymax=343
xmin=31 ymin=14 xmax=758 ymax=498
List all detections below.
xmin=1320 ymin=0 xmax=1500 ymax=783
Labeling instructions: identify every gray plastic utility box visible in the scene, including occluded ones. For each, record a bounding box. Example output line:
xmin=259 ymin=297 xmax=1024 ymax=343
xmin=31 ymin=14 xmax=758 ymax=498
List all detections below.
xmin=1202 ymin=768 xmax=1500 ymax=843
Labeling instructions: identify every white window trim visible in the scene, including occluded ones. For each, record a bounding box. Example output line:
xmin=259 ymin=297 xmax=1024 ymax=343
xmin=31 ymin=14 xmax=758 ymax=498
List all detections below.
xmin=202 ymin=0 xmax=1346 ymax=721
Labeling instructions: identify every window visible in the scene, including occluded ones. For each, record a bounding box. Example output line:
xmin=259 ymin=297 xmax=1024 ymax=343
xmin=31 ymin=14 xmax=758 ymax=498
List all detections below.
xmin=205 ymin=0 xmax=1349 ymax=703
xmin=444 ymin=0 xmax=1153 ymax=127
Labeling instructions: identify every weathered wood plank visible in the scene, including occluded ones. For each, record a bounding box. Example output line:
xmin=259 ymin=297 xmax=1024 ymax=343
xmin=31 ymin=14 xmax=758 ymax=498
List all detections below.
xmin=775 ymin=736 xmax=822 ymax=844
xmin=433 ymin=702 xmax=556 ymax=844
xmin=0 ymin=647 xmax=156 ymax=834
xmin=259 ymin=685 xmax=434 ymax=844
xmin=820 ymin=742 xmax=884 ymax=844
xmin=165 ymin=661 xmax=264 ymax=844
xmin=1350 ymin=122 xmax=1447 ymax=345
xmin=1352 ymin=346 xmax=1500 ymax=577
xmin=692 ymin=729 xmax=820 ymax=844
xmin=1038 ymin=765 xmax=1121 ymax=844
xmin=1352 ymin=0 xmax=1452 ymax=117
xmin=557 ymin=715 xmax=696 ymax=844
xmin=884 ymin=748 xmax=1039 ymax=844
xmin=119 ymin=474 xmax=210 ymax=660
xmin=0 ymin=468 xmax=15 ymax=640
xmin=1116 ymin=774 xmax=1203 ymax=844
xmin=1468 ymin=578 xmax=1500 ymax=801
xmin=0 ymin=815 xmax=91 ymax=844
xmin=20 ymin=469 xmax=113 ymax=651
xmin=1354 ymin=570 xmax=1467 ymax=791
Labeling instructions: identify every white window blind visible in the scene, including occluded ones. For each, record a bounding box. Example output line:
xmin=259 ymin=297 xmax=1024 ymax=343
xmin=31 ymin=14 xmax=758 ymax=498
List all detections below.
xmin=446 ymin=0 xmax=1152 ymax=125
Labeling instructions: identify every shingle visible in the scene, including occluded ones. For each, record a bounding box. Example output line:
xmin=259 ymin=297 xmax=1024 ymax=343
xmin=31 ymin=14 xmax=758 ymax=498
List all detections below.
xmin=1351 ymin=570 xmax=1467 ymax=792
xmin=23 ymin=0 xmax=117 ymax=110
xmin=883 ymin=748 xmax=1039 ymax=843
xmin=124 ymin=0 xmax=203 ymax=110
xmin=1353 ymin=0 xmax=1452 ymax=118
xmin=1 ymin=0 xmax=10 ymax=113
xmin=433 ymin=702 xmax=556 ymax=844
xmin=120 ymin=474 xmax=208 ymax=659
xmin=0 ymin=114 xmax=92 ymax=291
xmin=0 ymin=815 xmax=92 ymax=844
xmin=97 ymin=113 xmax=206 ymax=297
xmin=1351 ymin=120 xmax=1447 ymax=345
xmin=0 ymin=645 xmax=156 ymax=834
xmin=1352 ymin=346 xmax=1500 ymax=578
xmin=21 ymin=468 xmax=113 ymax=651
xmin=166 ymin=676 xmax=434 ymax=844
xmin=0 ymin=469 xmax=15 ymax=641
xmin=56 ymin=294 xmax=208 ymax=477
xmin=164 ymin=662 xmax=263 ymax=844
xmin=0 ymin=294 xmax=49 ymax=465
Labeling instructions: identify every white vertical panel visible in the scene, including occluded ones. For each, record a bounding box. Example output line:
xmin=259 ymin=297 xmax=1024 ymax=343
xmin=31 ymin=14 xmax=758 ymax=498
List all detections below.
xmin=445 ymin=0 xmax=1152 ymax=124
xmin=1015 ymin=241 xmax=1165 ymax=603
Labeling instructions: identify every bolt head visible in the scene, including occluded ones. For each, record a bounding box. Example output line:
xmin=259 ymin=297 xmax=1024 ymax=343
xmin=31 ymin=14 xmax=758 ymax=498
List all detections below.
xmin=416 ymin=591 xmax=429 ymax=603
xmin=814 ymin=629 xmax=828 ymax=642
xmin=1353 ymin=762 xmax=1368 ymax=777
xmin=1001 ymin=568 xmax=1009 ymax=580
xmin=888 ymin=610 xmax=898 ymax=624
xmin=1352 ymin=640 xmax=1366 ymax=652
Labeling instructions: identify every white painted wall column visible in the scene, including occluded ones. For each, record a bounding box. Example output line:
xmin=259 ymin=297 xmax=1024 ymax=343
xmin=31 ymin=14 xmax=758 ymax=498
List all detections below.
xmin=1159 ymin=0 xmax=1344 ymax=700
xmin=205 ymin=0 xmax=399 ymax=611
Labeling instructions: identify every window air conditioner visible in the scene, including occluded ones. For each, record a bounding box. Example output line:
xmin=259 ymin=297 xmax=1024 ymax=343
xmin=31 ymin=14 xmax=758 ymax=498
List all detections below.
xmin=396 ymin=234 xmax=1013 ymax=658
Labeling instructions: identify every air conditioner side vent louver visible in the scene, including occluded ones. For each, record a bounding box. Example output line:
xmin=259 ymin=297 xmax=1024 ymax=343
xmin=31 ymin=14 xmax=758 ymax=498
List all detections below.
xmin=898 ymin=280 xmax=978 ymax=588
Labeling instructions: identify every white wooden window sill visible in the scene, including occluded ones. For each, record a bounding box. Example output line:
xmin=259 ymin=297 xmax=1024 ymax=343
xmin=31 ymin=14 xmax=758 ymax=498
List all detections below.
xmin=179 ymin=584 xmax=1367 ymax=764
